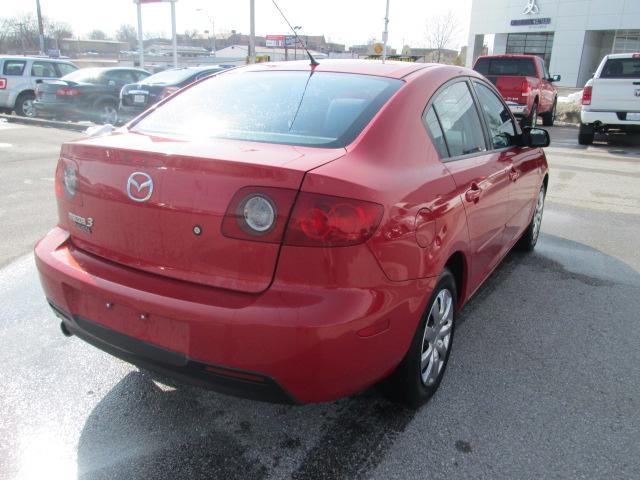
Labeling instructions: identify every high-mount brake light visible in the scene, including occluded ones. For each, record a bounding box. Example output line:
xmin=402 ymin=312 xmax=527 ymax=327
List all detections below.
xmin=284 ymin=192 xmax=383 ymax=247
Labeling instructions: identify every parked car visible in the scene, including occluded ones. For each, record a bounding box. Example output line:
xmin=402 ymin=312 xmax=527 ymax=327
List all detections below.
xmin=0 ymin=55 xmax=78 ymax=117
xmin=119 ymin=65 xmax=232 ymax=122
xmin=473 ymin=54 xmax=560 ymax=127
xmin=579 ymin=53 xmax=640 ymax=145
xmin=35 ymin=60 xmax=549 ymax=406
xmin=34 ymin=67 xmax=150 ymax=124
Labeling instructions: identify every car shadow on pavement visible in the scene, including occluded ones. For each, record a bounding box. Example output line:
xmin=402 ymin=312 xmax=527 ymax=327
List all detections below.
xmin=74 ymin=234 xmax=640 ymax=480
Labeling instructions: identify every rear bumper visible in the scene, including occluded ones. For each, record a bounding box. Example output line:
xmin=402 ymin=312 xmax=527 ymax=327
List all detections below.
xmin=581 ymin=109 xmax=640 ymax=127
xmin=35 ymin=227 xmax=433 ymax=404
xmin=507 ymin=102 xmax=529 ymax=117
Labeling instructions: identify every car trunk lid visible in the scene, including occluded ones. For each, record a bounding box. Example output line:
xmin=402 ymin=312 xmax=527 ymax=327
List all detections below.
xmin=59 ymin=131 xmax=345 ymax=293
xmin=487 ymin=76 xmax=535 ymax=104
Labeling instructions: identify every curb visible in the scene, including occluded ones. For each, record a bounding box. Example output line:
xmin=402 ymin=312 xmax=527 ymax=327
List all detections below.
xmin=0 ymin=114 xmax=89 ymax=133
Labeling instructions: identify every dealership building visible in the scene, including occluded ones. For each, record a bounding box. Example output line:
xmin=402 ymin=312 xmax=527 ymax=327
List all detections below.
xmin=466 ymin=0 xmax=640 ymax=87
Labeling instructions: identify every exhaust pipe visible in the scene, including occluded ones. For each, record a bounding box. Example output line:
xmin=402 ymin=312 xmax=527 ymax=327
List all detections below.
xmin=60 ymin=321 xmax=73 ymax=337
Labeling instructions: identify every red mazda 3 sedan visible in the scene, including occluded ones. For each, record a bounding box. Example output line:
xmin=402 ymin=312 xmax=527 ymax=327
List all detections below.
xmin=35 ymin=60 xmax=549 ymax=406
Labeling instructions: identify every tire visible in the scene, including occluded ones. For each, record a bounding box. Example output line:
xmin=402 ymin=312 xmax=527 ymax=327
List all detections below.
xmin=517 ymin=184 xmax=546 ymax=252
xmin=542 ymin=100 xmax=556 ymax=126
xmin=384 ymin=268 xmax=457 ymax=408
xmin=95 ymin=100 xmax=118 ymax=125
xmin=524 ymin=103 xmax=538 ymax=128
xmin=578 ymin=123 xmax=594 ymax=145
xmin=15 ymin=92 xmax=36 ymax=117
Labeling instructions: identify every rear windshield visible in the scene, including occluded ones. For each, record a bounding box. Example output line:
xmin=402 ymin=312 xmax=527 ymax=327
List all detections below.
xmin=474 ymin=58 xmax=536 ymax=77
xmin=131 ymin=70 xmax=403 ymax=148
xmin=141 ymin=68 xmax=221 ymax=85
xmin=62 ymin=68 xmax=103 ymax=83
xmin=600 ymin=58 xmax=640 ymax=79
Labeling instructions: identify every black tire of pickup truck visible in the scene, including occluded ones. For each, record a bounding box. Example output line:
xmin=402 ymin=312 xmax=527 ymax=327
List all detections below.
xmin=542 ymin=100 xmax=556 ymax=126
xmin=524 ymin=103 xmax=538 ymax=127
xmin=578 ymin=123 xmax=595 ymax=145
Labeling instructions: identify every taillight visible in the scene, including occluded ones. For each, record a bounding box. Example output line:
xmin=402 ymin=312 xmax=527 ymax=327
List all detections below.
xmin=160 ymin=86 xmax=179 ymax=99
xmin=582 ymin=85 xmax=592 ymax=105
xmin=520 ymin=80 xmax=530 ymax=97
xmin=221 ymin=187 xmax=297 ymax=243
xmin=55 ymin=159 xmax=78 ymax=198
xmin=56 ymin=87 xmax=81 ymax=97
xmin=284 ymin=192 xmax=383 ymax=247
xmin=633 ymin=53 xmax=640 ymax=59
xmin=0 ymin=78 xmax=7 ymax=89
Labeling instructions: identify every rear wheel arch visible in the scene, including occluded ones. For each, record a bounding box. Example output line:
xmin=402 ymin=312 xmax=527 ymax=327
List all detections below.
xmin=444 ymin=251 xmax=467 ymax=307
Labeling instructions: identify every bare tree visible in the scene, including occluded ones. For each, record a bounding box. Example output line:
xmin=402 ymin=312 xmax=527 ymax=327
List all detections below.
xmin=46 ymin=19 xmax=73 ymax=49
xmin=115 ymin=24 xmax=137 ymax=49
xmin=88 ymin=29 xmax=108 ymax=41
xmin=425 ymin=11 xmax=460 ymax=64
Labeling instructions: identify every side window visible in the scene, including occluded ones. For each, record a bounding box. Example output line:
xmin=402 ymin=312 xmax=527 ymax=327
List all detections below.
xmin=539 ymin=58 xmax=550 ymax=80
xmin=105 ymin=70 xmax=134 ymax=85
xmin=424 ymin=107 xmax=449 ymax=158
xmin=133 ymin=71 xmax=150 ymax=82
xmin=56 ymin=63 xmax=77 ymax=77
xmin=473 ymin=82 xmax=516 ymax=149
xmin=31 ymin=62 xmax=57 ymax=78
xmin=431 ymin=81 xmax=486 ymax=158
xmin=3 ymin=60 xmax=26 ymax=76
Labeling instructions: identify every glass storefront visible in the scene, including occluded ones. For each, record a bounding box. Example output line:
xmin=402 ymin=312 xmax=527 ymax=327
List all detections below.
xmin=506 ymin=32 xmax=554 ymax=67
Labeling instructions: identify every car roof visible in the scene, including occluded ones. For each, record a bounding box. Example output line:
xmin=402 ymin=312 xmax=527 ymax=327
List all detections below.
xmin=239 ymin=59 xmax=434 ymax=79
xmin=0 ymin=55 xmax=74 ymax=63
xmin=476 ymin=54 xmax=538 ymax=60
xmin=605 ymin=53 xmax=640 ymax=60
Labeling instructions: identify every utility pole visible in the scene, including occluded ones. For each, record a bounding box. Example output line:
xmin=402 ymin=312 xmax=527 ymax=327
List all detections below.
xmin=249 ymin=0 xmax=256 ymax=63
xmin=136 ymin=0 xmax=144 ymax=68
xmin=170 ymin=0 xmax=178 ymax=67
xmin=35 ymin=0 xmax=45 ymax=54
xmin=382 ymin=0 xmax=390 ymax=62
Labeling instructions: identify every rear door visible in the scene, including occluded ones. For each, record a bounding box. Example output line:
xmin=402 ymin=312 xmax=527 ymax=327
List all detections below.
xmin=591 ymin=56 xmax=640 ymax=115
xmin=426 ymin=78 xmax=511 ymax=288
xmin=471 ymin=79 xmax=539 ymax=243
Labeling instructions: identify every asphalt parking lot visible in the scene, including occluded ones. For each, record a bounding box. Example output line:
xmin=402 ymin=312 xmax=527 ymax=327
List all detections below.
xmin=1 ymin=121 xmax=639 ymax=479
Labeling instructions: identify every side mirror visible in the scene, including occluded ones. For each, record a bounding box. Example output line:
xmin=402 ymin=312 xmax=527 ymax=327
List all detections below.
xmin=551 ymin=74 xmax=561 ymax=82
xmin=520 ymin=127 xmax=550 ymax=148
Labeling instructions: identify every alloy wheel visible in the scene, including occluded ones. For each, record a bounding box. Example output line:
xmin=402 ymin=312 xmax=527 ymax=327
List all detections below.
xmin=22 ymin=99 xmax=36 ymax=117
xmin=532 ymin=188 xmax=545 ymax=242
xmin=420 ymin=289 xmax=453 ymax=386
xmin=99 ymin=105 xmax=118 ymax=125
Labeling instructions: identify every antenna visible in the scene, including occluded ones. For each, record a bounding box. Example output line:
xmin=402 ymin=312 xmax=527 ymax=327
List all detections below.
xmin=271 ymin=0 xmax=319 ymax=67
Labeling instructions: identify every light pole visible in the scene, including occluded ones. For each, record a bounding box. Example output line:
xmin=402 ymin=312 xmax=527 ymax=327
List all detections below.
xmin=196 ymin=8 xmax=215 ymax=56
xmin=293 ymin=26 xmax=301 ymax=60
xmin=249 ymin=0 xmax=256 ymax=63
xmin=382 ymin=0 xmax=390 ymax=62
xmin=35 ymin=0 xmax=45 ymax=54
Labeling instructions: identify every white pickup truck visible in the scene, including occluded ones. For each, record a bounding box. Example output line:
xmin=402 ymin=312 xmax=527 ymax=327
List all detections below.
xmin=579 ymin=53 xmax=640 ymax=145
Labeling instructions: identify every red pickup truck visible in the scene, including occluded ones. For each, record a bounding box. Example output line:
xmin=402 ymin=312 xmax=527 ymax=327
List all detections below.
xmin=473 ymin=54 xmax=560 ymax=127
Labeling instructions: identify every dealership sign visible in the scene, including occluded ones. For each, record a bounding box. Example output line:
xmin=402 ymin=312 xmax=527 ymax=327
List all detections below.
xmin=266 ymin=35 xmax=297 ymax=48
xmin=511 ymin=17 xmax=551 ymax=26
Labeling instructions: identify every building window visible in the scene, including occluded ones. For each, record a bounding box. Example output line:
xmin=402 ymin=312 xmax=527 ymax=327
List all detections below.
xmin=613 ymin=30 xmax=640 ymax=54
xmin=506 ymin=32 xmax=554 ymax=67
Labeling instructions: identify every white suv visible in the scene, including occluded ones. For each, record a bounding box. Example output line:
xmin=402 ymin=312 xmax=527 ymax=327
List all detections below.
xmin=0 ymin=56 xmax=77 ymax=117
xmin=579 ymin=53 xmax=640 ymax=145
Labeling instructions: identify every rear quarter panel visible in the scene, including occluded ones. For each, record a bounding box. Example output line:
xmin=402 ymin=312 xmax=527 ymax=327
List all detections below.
xmin=301 ymin=66 xmax=472 ymax=300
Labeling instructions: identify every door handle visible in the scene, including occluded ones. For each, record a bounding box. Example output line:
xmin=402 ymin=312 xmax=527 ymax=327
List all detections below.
xmin=509 ymin=166 xmax=519 ymax=182
xmin=465 ymin=183 xmax=482 ymax=204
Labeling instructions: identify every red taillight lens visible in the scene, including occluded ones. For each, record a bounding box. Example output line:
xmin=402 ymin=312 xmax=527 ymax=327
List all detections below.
xmin=56 ymin=87 xmax=81 ymax=97
xmin=160 ymin=86 xmax=179 ymax=99
xmin=582 ymin=85 xmax=592 ymax=105
xmin=284 ymin=192 xmax=383 ymax=247
xmin=221 ymin=187 xmax=297 ymax=243
xmin=0 ymin=78 xmax=8 ymax=90
xmin=520 ymin=80 xmax=531 ymax=97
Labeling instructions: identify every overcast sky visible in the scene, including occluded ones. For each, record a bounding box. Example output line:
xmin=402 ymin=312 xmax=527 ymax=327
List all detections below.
xmin=4 ymin=0 xmax=472 ymax=50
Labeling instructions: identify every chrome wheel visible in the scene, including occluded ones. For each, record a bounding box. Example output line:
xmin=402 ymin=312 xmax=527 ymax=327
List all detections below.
xmin=99 ymin=104 xmax=118 ymax=125
xmin=532 ymin=187 xmax=545 ymax=242
xmin=420 ymin=289 xmax=453 ymax=386
xmin=22 ymin=99 xmax=36 ymax=117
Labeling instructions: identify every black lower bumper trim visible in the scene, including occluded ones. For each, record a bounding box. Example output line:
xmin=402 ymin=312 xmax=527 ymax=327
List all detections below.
xmin=48 ymin=302 xmax=299 ymax=404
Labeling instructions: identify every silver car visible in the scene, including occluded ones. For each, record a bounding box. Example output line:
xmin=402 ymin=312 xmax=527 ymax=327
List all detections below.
xmin=0 ymin=56 xmax=77 ymax=117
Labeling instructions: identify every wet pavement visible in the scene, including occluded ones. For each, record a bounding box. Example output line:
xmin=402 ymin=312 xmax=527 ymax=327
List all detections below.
xmin=1 ymin=123 xmax=639 ymax=479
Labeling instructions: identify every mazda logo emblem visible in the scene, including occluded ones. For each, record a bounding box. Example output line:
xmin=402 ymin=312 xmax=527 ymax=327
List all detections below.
xmin=126 ymin=172 xmax=154 ymax=202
